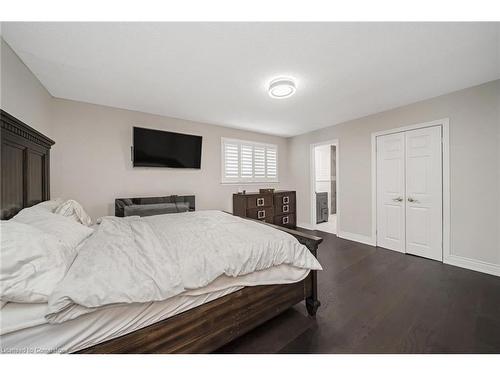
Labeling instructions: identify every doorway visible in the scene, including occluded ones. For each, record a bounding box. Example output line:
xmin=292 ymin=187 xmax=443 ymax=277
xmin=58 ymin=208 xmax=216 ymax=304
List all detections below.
xmin=372 ymin=119 xmax=450 ymax=262
xmin=310 ymin=140 xmax=338 ymax=234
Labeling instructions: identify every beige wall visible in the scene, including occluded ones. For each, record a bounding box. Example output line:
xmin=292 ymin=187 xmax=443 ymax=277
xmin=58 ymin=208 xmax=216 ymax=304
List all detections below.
xmin=51 ymin=99 xmax=290 ymax=219
xmin=0 ymin=39 xmax=53 ymax=137
xmin=1 ymin=39 xmax=290 ymax=220
xmin=288 ymin=80 xmax=500 ymax=266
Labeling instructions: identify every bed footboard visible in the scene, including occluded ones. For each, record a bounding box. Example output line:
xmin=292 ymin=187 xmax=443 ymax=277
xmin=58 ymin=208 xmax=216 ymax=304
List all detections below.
xmin=259 ymin=222 xmax=323 ymax=316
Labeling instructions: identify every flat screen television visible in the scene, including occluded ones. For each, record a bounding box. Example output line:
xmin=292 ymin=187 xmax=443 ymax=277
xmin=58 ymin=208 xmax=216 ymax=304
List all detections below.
xmin=133 ymin=127 xmax=202 ymax=168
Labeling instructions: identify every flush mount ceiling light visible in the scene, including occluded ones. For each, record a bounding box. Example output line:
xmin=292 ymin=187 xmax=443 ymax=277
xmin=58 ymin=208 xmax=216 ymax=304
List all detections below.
xmin=268 ymin=77 xmax=296 ymax=99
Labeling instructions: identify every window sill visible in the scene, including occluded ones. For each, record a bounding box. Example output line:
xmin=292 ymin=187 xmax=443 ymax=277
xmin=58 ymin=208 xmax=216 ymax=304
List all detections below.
xmin=221 ymin=181 xmax=279 ymax=185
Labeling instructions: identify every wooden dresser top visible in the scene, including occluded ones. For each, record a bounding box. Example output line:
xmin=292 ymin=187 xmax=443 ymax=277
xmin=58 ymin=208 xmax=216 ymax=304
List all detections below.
xmin=233 ymin=190 xmax=295 ymax=197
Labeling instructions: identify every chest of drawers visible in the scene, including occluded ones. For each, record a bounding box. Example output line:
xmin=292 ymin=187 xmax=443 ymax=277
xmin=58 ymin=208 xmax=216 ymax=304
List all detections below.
xmin=232 ymin=190 xmax=296 ymax=228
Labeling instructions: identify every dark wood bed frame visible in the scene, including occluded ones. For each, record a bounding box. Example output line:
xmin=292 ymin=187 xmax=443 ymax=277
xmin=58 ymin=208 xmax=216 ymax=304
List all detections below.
xmin=0 ymin=109 xmax=322 ymax=354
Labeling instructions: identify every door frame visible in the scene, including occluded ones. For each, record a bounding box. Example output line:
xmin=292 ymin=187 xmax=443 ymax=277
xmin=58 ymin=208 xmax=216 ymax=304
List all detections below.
xmin=371 ymin=118 xmax=450 ymax=261
xmin=310 ymin=139 xmax=339 ymax=231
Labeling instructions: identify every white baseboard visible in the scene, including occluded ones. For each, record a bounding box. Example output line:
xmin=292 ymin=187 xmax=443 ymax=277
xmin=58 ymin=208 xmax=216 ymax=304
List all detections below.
xmin=337 ymin=230 xmax=376 ymax=246
xmin=298 ymin=225 xmax=499 ymax=278
xmin=296 ymin=222 xmax=316 ymax=230
xmin=444 ymin=255 xmax=500 ymax=277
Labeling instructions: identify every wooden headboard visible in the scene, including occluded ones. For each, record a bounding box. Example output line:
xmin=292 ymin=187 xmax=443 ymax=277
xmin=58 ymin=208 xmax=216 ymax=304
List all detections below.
xmin=1 ymin=110 xmax=55 ymax=219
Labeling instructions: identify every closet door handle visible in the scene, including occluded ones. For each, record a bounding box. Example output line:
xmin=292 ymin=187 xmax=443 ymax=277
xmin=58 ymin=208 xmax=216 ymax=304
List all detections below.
xmin=392 ymin=197 xmax=403 ymax=202
xmin=407 ymin=197 xmax=419 ymax=203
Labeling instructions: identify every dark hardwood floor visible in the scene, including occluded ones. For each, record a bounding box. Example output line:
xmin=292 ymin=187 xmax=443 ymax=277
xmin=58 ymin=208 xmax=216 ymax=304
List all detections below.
xmin=217 ymin=228 xmax=500 ymax=354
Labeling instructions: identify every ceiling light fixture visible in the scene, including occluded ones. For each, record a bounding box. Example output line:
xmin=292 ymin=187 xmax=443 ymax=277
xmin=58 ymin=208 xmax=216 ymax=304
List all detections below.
xmin=268 ymin=77 xmax=296 ymax=99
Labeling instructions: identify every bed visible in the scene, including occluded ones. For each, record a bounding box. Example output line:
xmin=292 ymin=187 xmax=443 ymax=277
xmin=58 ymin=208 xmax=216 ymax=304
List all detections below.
xmin=0 ymin=109 xmax=322 ymax=354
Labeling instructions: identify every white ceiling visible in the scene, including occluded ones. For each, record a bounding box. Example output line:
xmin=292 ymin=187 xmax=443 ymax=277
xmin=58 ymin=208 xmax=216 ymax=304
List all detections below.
xmin=2 ymin=22 xmax=499 ymax=137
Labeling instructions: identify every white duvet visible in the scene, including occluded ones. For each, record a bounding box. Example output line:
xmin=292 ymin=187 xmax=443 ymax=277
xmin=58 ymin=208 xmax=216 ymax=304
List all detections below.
xmin=46 ymin=210 xmax=321 ymax=323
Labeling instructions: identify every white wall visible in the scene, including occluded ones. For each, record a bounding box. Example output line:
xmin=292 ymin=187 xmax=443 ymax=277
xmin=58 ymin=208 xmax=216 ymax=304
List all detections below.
xmin=50 ymin=98 xmax=290 ymax=219
xmin=288 ymin=80 xmax=500 ymax=268
xmin=314 ymin=144 xmax=331 ymax=211
xmin=0 ymin=39 xmax=53 ymax=137
xmin=315 ymin=144 xmax=331 ymax=186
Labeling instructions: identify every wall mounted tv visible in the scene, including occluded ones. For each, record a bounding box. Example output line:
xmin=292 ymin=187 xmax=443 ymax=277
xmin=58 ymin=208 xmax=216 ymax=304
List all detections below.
xmin=133 ymin=127 xmax=202 ymax=168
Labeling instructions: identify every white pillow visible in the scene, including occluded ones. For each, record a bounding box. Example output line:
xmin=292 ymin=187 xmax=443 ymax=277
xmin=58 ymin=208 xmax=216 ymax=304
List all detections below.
xmin=12 ymin=207 xmax=93 ymax=249
xmin=33 ymin=198 xmax=65 ymax=212
xmin=54 ymin=199 xmax=92 ymax=226
xmin=0 ymin=221 xmax=75 ymax=303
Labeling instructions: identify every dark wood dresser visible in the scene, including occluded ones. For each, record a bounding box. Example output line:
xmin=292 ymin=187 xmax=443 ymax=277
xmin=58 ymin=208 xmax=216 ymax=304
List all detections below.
xmin=233 ymin=190 xmax=296 ymax=228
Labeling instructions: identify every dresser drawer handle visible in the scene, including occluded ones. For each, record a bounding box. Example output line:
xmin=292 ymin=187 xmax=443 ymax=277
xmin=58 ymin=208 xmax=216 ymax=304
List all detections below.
xmin=257 ymin=198 xmax=265 ymax=207
xmin=282 ymin=216 xmax=289 ymax=224
xmin=283 ymin=205 xmax=289 ymax=213
xmin=282 ymin=196 xmax=289 ymax=204
xmin=257 ymin=210 xmax=266 ymax=219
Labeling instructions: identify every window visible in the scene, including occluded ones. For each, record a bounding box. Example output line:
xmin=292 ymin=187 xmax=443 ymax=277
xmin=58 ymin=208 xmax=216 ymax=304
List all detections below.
xmin=221 ymin=138 xmax=278 ymax=183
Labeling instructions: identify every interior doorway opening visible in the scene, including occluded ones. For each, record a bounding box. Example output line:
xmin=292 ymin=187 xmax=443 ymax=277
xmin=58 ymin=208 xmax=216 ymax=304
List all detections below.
xmin=310 ymin=140 xmax=338 ymax=234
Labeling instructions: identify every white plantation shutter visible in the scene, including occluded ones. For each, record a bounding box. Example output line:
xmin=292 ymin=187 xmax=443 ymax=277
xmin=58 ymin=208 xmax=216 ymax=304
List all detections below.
xmin=223 ymin=140 xmax=240 ymax=181
xmin=254 ymin=145 xmax=266 ymax=179
xmin=265 ymin=146 xmax=277 ymax=179
xmin=221 ymin=138 xmax=278 ymax=183
xmin=240 ymin=144 xmax=253 ymax=179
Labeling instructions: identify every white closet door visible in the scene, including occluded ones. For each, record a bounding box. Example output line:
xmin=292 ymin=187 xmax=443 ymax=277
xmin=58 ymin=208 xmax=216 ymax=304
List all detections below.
xmin=405 ymin=126 xmax=443 ymax=261
xmin=376 ymin=133 xmax=406 ymax=252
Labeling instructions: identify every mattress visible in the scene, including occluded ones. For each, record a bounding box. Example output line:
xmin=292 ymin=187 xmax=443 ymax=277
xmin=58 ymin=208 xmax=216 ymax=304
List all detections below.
xmin=0 ymin=265 xmax=309 ymax=353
